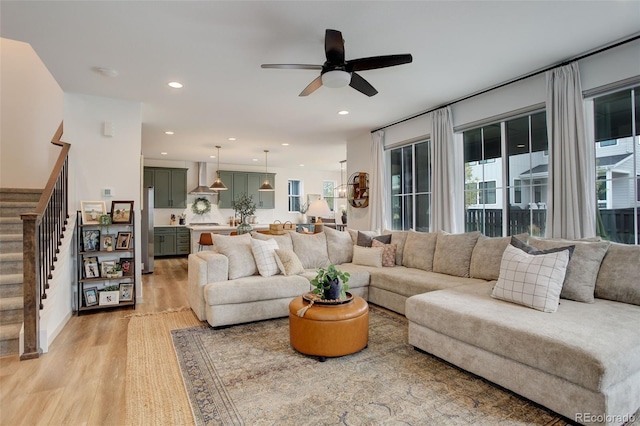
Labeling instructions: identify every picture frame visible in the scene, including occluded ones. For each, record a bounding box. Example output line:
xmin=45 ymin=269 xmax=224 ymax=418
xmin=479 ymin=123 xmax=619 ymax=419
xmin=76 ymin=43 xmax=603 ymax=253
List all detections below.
xmin=100 ymin=260 xmax=117 ymax=278
xmin=100 ymin=234 xmax=115 ymax=251
xmin=82 ymin=230 xmax=100 ymax=252
xmin=119 ymin=283 xmax=134 ymax=302
xmin=83 ymin=287 xmax=99 ymax=307
xmin=81 ymin=201 xmax=107 ymax=225
xmin=83 ymin=257 xmax=99 ymax=279
xmin=116 ymin=231 xmax=132 ymax=250
xmin=119 ymin=257 xmax=134 ymax=277
xmin=99 ymin=290 xmax=119 ymax=306
xmin=111 ymin=201 xmax=134 ymax=224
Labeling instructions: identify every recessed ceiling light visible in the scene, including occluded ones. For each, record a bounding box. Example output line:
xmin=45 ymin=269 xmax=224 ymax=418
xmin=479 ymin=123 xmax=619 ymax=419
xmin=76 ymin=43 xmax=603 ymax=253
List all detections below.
xmin=252 ymin=158 xmax=258 ymax=162
xmin=338 ymin=110 xmax=349 ymax=115
xmin=165 ymin=131 xmax=174 ymax=135
xmin=210 ymin=155 xmax=216 ymax=158
xmin=161 ymin=152 xmax=168 ymax=155
xmin=300 ymin=164 xmax=305 ymax=167
xmin=281 ymin=143 xmax=289 ymax=146
xmin=228 ymin=137 xmax=236 ymax=141
xmin=168 ymin=81 xmax=183 ymax=89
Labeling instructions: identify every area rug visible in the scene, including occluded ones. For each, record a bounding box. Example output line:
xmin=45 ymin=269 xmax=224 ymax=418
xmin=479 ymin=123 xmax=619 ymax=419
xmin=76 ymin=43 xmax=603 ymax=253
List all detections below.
xmin=125 ymin=308 xmax=201 ymax=426
xmin=171 ymin=306 xmax=571 ymax=426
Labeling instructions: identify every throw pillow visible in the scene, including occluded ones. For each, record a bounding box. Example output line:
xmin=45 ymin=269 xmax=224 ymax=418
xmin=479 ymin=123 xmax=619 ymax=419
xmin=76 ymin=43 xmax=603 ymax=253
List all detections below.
xmin=383 ymin=230 xmax=408 ymax=265
xmin=528 ymin=237 xmax=610 ymax=303
xmin=211 ymin=233 xmax=257 ymax=280
xmin=595 ymin=242 xmax=640 ymax=306
xmin=324 ymin=226 xmax=353 ymax=264
xmin=251 ymin=231 xmax=293 ymax=251
xmin=289 ymin=231 xmax=330 ymax=269
xmin=469 ymin=233 xmax=530 ymax=281
xmin=356 ymin=231 xmax=392 ymax=247
xmin=491 ymin=244 xmax=571 ymax=313
xmin=347 ymin=228 xmax=375 ymax=245
xmin=372 ymin=239 xmax=397 ymax=267
xmin=402 ymin=229 xmax=438 ymax=271
xmin=274 ymin=249 xmax=305 ymax=276
xmin=250 ymin=238 xmax=280 ymax=277
xmin=510 ymin=236 xmax=575 ymax=258
xmin=432 ymin=231 xmax=481 ymax=277
xmin=352 ymin=245 xmax=384 ymax=268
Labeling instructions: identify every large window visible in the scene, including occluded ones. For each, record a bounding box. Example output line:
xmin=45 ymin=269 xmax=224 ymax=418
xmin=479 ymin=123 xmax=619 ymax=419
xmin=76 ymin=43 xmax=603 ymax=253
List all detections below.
xmin=591 ymin=86 xmax=639 ymax=244
xmin=323 ymin=181 xmax=335 ymax=211
xmin=390 ymin=140 xmax=431 ymax=231
xmin=288 ymin=179 xmax=302 ymax=212
xmin=463 ymin=111 xmax=548 ymax=237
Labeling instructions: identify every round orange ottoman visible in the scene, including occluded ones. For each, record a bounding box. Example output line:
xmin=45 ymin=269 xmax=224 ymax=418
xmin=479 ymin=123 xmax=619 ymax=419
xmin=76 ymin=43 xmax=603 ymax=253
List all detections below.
xmin=289 ymin=295 xmax=369 ymax=361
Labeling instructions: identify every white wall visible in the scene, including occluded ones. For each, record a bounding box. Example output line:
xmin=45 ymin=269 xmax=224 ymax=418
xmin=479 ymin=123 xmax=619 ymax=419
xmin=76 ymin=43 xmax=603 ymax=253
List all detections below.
xmin=144 ymin=158 xmax=341 ymax=225
xmin=64 ymin=93 xmax=142 ymax=305
xmin=0 ymin=38 xmax=64 ymax=189
xmin=346 ymin=38 xmax=640 ymax=230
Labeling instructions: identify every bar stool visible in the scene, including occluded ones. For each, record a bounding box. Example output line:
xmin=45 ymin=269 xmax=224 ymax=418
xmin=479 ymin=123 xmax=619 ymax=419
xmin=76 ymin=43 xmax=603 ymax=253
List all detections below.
xmin=198 ymin=232 xmax=214 ymax=251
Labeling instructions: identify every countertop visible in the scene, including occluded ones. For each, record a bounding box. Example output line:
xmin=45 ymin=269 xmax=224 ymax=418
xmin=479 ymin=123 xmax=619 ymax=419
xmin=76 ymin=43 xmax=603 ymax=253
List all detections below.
xmin=187 ymin=224 xmax=270 ymax=232
xmin=154 ymin=224 xmax=188 ymax=228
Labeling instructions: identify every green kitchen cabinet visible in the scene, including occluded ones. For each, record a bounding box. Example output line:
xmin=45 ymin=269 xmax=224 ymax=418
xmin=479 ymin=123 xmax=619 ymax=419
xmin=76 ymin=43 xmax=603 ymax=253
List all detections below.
xmin=217 ymin=171 xmax=275 ymax=209
xmin=154 ymin=227 xmax=190 ymax=256
xmin=143 ymin=167 xmax=187 ymax=208
xmin=217 ymin=171 xmax=234 ymax=208
xmin=248 ymin=173 xmax=275 ymax=209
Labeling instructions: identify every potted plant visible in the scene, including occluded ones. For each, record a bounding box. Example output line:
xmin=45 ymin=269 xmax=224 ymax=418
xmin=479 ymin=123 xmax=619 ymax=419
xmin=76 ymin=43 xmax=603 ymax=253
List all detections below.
xmin=98 ymin=214 xmax=112 ymax=234
xmin=233 ymin=193 xmax=257 ymax=234
xmin=340 ymin=205 xmax=347 ymax=225
xmin=310 ymin=264 xmax=350 ymax=300
xmin=107 ymin=264 xmax=123 ymax=278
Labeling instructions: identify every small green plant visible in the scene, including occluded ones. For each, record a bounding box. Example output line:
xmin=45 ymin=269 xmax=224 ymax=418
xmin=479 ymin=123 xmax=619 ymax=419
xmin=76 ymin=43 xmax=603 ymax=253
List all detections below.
xmin=233 ymin=193 xmax=257 ymax=223
xmin=98 ymin=214 xmax=112 ymax=234
xmin=104 ymin=285 xmax=119 ymax=291
xmin=310 ymin=264 xmax=350 ymax=299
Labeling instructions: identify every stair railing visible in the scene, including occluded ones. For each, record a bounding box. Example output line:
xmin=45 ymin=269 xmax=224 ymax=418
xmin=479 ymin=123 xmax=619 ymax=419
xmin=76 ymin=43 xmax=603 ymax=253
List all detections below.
xmin=20 ymin=122 xmax=69 ymax=360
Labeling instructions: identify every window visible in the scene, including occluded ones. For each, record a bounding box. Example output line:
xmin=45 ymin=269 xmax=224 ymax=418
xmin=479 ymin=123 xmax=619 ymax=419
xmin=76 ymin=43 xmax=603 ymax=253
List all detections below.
xmin=390 ymin=140 xmax=430 ymax=231
xmin=323 ymin=181 xmax=335 ymax=211
xmin=463 ymin=111 xmax=548 ymax=237
xmin=590 ymin=86 xmax=639 ymax=244
xmin=288 ymin=179 xmax=302 ymax=212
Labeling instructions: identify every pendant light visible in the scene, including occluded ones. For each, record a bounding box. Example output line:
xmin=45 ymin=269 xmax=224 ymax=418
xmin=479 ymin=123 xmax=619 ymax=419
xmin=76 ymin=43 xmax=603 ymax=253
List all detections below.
xmin=209 ymin=146 xmax=228 ymax=190
xmin=335 ymin=160 xmax=347 ymax=198
xmin=258 ymin=150 xmax=274 ymax=191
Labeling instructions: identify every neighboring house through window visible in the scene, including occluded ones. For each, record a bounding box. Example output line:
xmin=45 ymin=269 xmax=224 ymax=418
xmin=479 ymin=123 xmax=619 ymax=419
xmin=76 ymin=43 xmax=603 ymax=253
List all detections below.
xmin=288 ymin=179 xmax=302 ymax=213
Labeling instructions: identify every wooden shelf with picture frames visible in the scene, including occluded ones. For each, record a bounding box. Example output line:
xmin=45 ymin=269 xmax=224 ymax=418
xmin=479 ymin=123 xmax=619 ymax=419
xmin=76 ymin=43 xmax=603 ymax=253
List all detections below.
xmin=76 ymin=202 xmax=136 ymax=315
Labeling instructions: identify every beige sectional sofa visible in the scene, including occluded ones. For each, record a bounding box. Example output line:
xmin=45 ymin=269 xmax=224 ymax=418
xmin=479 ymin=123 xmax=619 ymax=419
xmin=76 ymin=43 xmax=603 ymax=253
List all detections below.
xmin=187 ymin=227 xmax=640 ymax=425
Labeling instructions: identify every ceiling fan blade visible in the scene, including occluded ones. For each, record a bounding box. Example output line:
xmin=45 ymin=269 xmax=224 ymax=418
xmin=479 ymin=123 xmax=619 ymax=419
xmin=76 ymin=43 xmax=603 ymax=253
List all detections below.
xmin=349 ymin=72 xmax=378 ymax=97
xmin=261 ymin=64 xmax=322 ymax=70
xmin=346 ymin=54 xmax=413 ymax=72
xmin=299 ymin=75 xmax=323 ymax=96
xmin=325 ymin=29 xmax=345 ymax=64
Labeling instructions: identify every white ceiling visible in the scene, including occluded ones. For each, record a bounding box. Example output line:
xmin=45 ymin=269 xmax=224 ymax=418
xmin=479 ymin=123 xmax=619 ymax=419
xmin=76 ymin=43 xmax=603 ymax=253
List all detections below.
xmin=1 ymin=1 xmax=639 ymax=171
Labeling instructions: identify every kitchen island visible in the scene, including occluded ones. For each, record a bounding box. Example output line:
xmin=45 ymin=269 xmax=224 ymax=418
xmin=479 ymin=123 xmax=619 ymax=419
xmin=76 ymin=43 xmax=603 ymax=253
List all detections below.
xmin=187 ymin=223 xmax=270 ymax=253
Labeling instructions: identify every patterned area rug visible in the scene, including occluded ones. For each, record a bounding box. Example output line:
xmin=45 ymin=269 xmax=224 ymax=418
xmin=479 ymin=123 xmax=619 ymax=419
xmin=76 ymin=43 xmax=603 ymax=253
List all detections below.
xmin=172 ymin=306 xmax=572 ymax=426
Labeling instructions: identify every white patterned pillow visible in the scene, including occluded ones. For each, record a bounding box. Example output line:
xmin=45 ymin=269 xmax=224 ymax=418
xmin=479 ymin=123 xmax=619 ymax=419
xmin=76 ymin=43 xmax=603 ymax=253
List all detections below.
xmin=250 ymin=238 xmax=280 ymax=277
xmin=274 ymin=249 xmax=305 ymax=276
xmin=212 ymin=233 xmax=257 ymax=280
xmin=492 ymin=244 xmax=571 ymax=313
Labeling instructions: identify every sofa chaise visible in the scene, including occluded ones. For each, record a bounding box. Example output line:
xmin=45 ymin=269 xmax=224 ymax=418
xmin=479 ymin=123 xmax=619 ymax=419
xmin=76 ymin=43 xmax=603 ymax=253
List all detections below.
xmin=187 ymin=226 xmax=640 ymax=425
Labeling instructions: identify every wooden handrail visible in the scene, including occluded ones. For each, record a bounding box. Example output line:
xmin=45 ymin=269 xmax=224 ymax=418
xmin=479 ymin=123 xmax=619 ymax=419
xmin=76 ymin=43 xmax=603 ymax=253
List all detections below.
xmin=21 ymin=121 xmax=70 ymax=360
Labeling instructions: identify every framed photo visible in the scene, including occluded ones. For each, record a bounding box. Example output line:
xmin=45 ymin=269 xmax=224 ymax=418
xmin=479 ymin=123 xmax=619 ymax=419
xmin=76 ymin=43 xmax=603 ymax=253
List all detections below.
xmin=99 ymin=290 xmax=119 ymax=306
xmin=100 ymin=260 xmax=117 ymax=278
xmin=119 ymin=257 xmax=134 ymax=277
xmin=81 ymin=201 xmax=107 ymax=225
xmin=116 ymin=232 xmax=132 ymax=250
xmin=111 ymin=201 xmax=134 ymax=224
xmin=83 ymin=257 xmax=99 ymax=279
xmin=83 ymin=287 xmax=99 ymax=307
xmin=82 ymin=230 xmax=100 ymax=252
xmin=100 ymin=234 xmax=115 ymax=251
xmin=119 ymin=283 xmax=134 ymax=302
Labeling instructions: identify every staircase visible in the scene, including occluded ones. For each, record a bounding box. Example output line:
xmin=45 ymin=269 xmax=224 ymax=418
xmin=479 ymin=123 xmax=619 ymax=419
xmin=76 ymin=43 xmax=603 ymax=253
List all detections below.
xmin=0 ymin=188 xmax=41 ymax=357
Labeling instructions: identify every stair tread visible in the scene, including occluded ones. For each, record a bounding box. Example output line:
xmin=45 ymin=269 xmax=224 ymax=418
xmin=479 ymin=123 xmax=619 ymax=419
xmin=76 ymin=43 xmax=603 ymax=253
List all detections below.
xmin=0 ymin=323 xmax=21 ymax=340
xmin=0 ymin=297 xmax=22 ymax=310
xmin=0 ymin=274 xmax=22 ymax=285
xmin=0 ymin=253 xmax=22 ymax=261
xmin=0 ymin=217 xmax=22 ymax=224
xmin=0 ymin=201 xmax=38 ymax=207
xmin=0 ymin=234 xmax=22 ymax=241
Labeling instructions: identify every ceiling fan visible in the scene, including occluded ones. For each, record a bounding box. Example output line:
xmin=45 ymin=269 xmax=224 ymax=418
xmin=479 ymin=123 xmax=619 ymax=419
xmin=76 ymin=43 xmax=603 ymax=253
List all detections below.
xmin=261 ymin=29 xmax=412 ymax=97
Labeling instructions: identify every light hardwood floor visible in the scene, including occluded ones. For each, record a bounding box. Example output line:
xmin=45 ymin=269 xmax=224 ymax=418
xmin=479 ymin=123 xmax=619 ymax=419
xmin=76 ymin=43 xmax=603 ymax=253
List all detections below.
xmin=0 ymin=257 xmax=190 ymax=425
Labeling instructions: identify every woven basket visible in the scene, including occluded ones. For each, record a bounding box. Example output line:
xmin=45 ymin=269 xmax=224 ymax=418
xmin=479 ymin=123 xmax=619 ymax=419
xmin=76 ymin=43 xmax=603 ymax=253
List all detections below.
xmin=270 ymin=221 xmax=285 ymax=235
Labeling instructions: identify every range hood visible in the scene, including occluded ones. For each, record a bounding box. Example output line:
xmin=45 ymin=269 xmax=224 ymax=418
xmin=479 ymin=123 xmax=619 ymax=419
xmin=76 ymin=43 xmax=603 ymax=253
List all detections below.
xmin=189 ymin=162 xmax=218 ymax=195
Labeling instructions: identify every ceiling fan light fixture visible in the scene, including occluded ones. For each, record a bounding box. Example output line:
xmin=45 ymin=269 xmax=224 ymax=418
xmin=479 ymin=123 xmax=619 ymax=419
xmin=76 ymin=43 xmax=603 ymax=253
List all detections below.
xmin=322 ymin=70 xmax=351 ymax=88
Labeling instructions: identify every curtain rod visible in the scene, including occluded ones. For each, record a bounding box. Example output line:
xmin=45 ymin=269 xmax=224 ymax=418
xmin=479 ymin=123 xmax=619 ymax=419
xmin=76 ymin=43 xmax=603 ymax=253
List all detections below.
xmin=371 ymin=33 xmax=640 ymax=133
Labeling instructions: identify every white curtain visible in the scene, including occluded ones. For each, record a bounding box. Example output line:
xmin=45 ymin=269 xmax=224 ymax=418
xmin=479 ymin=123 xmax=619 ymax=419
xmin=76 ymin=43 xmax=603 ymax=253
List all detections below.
xmin=430 ymin=106 xmax=463 ymax=233
xmin=546 ymin=62 xmax=596 ymax=239
xmin=370 ymin=130 xmax=387 ymax=233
